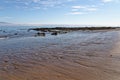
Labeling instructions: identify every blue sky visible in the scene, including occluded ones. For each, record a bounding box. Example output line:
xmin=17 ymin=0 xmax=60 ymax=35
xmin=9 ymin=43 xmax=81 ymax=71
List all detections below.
xmin=0 ymin=0 xmax=120 ymax=25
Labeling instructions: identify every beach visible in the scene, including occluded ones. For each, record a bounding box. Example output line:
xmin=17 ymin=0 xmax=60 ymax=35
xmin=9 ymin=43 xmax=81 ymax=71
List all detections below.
xmin=0 ymin=27 xmax=120 ymax=80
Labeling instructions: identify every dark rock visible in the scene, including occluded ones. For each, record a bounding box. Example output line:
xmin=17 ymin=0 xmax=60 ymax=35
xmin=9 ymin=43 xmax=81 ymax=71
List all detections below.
xmin=3 ymin=31 xmax=6 ymax=33
xmin=51 ymin=32 xmax=58 ymax=35
xmin=0 ymin=35 xmax=8 ymax=39
xmin=30 ymin=27 xmax=117 ymax=32
xmin=60 ymin=31 xmax=68 ymax=34
xmin=4 ymin=60 xmax=8 ymax=63
xmin=36 ymin=32 xmax=45 ymax=36
xmin=14 ymin=33 xmax=18 ymax=35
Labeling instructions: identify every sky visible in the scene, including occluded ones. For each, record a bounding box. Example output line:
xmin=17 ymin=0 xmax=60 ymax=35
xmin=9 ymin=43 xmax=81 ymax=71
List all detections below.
xmin=0 ymin=0 xmax=120 ymax=26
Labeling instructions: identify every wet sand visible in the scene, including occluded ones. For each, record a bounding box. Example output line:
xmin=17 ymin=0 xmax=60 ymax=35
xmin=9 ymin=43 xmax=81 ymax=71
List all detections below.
xmin=0 ymin=30 xmax=120 ymax=80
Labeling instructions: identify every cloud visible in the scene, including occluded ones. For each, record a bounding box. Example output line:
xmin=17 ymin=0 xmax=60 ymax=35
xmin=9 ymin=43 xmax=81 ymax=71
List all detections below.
xmin=102 ymin=0 xmax=113 ymax=2
xmin=4 ymin=0 xmax=76 ymax=10
xmin=67 ymin=5 xmax=98 ymax=15
xmin=3 ymin=0 xmax=120 ymax=10
xmin=71 ymin=5 xmax=97 ymax=12
xmin=69 ymin=12 xmax=85 ymax=15
xmin=71 ymin=9 xmax=79 ymax=11
xmin=101 ymin=0 xmax=120 ymax=3
xmin=72 ymin=6 xmax=86 ymax=9
xmin=66 ymin=12 xmax=86 ymax=15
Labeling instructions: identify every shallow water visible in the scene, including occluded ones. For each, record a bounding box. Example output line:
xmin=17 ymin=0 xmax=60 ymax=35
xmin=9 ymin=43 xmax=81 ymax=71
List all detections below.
xmin=0 ymin=26 xmax=40 ymax=39
xmin=0 ymin=26 xmax=120 ymax=80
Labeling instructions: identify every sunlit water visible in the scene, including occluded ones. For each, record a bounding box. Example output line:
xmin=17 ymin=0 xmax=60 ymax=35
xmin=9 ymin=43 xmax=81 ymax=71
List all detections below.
xmin=0 ymin=26 xmax=120 ymax=80
xmin=0 ymin=26 xmax=43 ymax=38
xmin=0 ymin=25 xmax=118 ymax=55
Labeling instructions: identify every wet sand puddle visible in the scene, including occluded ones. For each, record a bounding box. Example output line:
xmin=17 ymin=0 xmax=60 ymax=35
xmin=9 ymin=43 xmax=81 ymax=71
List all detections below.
xmin=0 ymin=30 xmax=120 ymax=80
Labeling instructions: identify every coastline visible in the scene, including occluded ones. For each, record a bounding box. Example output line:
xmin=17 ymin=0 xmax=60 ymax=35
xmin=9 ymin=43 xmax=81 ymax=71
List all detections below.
xmin=0 ymin=28 xmax=120 ymax=80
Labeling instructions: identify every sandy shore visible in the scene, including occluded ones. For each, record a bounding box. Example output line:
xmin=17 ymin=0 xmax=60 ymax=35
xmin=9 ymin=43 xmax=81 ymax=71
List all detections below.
xmin=0 ymin=30 xmax=120 ymax=80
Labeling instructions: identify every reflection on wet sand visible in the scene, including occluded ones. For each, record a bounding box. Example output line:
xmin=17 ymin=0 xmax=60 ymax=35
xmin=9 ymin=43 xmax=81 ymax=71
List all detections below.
xmin=0 ymin=30 xmax=120 ymax=80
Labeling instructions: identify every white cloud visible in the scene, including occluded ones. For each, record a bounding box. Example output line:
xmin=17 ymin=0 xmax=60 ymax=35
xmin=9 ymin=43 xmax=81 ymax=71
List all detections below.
xmin=4 ymin=0 xmax=120 ymax=10
xmin=101 ymin=0 xmax=120 ymax=3
xmin=67 ymin=5 xmax=98 ymax=15
xmin=71 ymin=5 xmax=97 ymax=11
xmin=72 ymin=6 xmax=86 ymax=9
xmin=4 ymin=0 xmax=76 ymax=10
xmin=71 ymin=9 xmax=79 ymax=11
xmin=102 ymin=0 xmax=113 ymax=2
xmin=70 ymin=12 xmax=85 ymax=15
xmin=5 ymin=0 xmax=76 ymax=9
xmin=67 ymin=12 xmax=85 ymax=15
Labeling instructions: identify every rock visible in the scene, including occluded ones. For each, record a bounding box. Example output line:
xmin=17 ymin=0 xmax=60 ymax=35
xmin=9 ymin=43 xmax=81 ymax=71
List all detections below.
xmin=60 ymin=31 xmax=68 ymax=34
xmin=51 ymin=32 xmax=58 ymax=35
xmin=3 ymin=31 xmax=6 ymax=33
xmin=110 ymin=55 xmax=112 ymax=57
xmin=36 ymin=32 xmax=45 ymax=36
xmin=4 ymin=60 xmax=8 ymax=63
xmin=14 ymin=33 xmax=18 ymax=35
xmin=0 ymin=35 xmax=8 ymax=39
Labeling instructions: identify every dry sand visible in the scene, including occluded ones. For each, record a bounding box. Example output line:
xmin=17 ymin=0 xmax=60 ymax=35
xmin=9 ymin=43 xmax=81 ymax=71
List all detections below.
xmin=0 ymin=30 xmax=120 ymax=80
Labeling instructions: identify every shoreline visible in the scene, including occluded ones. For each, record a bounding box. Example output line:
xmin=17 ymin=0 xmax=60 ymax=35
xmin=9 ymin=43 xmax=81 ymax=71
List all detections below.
xmin=30 ymin=27 xmax=119 ymax=31
xmin=29 ymin=27 xmax=120 ymax=36
xmin=1 ymin=27 xmax=119 ymax=39
xmin=0 ymin=29 xmax=120 ymax=80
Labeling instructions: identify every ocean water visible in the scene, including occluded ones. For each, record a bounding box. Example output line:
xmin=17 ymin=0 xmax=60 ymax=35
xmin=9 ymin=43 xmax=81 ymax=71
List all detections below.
xmin=0 ymin=25 xmax=44 ymax=39
xmin=0 ymin=25 xmax=117 ymax=55
xmin=0 ymin=25 xmax=89 ymax=39
xmin=0 ymin=25 xmax=110 ymax=52
xmin=0 ymin=25 xmax=120 ymax=80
